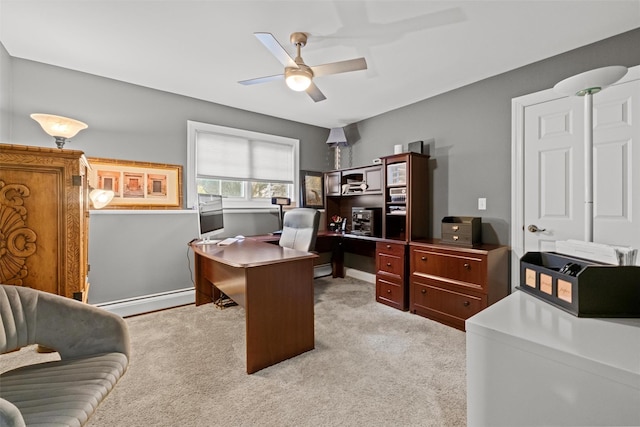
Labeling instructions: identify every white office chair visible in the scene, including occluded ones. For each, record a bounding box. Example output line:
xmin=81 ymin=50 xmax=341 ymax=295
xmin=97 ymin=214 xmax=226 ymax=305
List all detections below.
xmin=278 ymin=208 xmax=320 ymax=252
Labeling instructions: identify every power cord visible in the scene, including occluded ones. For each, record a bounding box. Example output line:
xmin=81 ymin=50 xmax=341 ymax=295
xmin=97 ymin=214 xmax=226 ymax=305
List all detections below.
xmin=186 ymin=241 xmax=195 ymax=286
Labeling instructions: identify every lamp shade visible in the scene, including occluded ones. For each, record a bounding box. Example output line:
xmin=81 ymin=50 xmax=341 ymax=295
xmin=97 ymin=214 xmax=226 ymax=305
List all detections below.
xmin=31 ymin=113 xmax=88 ymax=149
xmin=326 ymin=127 xmax=348 ymax=147
xmin=89 ymin=188 xmax=115 ymax=209
xmin=31 ymin=114 xmax=88 ymax=138
xmin=554 ymin=66 xmax=628 ymax=96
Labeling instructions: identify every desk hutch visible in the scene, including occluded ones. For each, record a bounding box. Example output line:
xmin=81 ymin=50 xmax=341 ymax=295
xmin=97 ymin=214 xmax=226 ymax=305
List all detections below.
xmin=324 ymin=152 xmax=509 ymax=331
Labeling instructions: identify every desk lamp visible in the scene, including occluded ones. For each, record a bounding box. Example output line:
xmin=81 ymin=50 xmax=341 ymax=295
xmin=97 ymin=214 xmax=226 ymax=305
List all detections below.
xmin=326 ymin=127 xmax=348 ymax=169
xmin=271 ymin=197 xmax=291 ymax=234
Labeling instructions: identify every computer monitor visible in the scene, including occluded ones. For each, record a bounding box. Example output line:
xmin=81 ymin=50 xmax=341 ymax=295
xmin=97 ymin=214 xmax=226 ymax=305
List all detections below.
xmin=198 ymin=194 xmax=224 ymax=240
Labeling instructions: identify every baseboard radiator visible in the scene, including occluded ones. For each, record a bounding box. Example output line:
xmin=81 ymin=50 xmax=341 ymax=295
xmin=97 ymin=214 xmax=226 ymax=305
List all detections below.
xmin=96 ymin=265 xmax=375 ymax=317
xmin=96 ymin=288 xmax=195 ymax=318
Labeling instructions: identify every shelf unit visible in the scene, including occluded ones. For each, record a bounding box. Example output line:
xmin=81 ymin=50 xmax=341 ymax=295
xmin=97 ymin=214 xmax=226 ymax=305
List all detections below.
xmin=324 ymin=164 xmax=384 ymax=235
xmin=383 ymin=152 xmax=430 ymax=242
xmin=324 ymin=152 xmax=430 ymax=312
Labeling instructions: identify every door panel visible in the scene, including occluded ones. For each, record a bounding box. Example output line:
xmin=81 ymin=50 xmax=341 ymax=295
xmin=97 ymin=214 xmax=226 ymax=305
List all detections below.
xmin=523 ymin=78 xmax=640 ymax=259
xmin=524 ymin=97 xmax=583 ymax=251
xmin=592 ymin=82 xmax=639 ymax=247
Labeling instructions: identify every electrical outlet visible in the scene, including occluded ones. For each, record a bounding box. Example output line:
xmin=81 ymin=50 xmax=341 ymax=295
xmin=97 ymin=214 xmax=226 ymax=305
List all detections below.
xmin=478 ymin=198 xmax=487 ymax=210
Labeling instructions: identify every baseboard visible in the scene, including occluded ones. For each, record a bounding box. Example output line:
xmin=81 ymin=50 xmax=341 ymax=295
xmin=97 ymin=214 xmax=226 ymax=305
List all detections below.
xmin=96 ymin=288 xmax=195 ymax=317
xmin=96 ymin=268 xmax=374 ymax=317
xmin=345 ymin=268 xmax=375 ymax=283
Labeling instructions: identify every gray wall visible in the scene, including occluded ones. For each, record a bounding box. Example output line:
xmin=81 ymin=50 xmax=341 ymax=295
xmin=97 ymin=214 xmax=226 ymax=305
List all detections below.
xmin=88 ymin=211 xmax=199 ymax=304
xmin=0 ymin=42 xmax=10 ymax=141
xmin=349 ymin=27 xmax=640 ymax=245
xmin=7 ymin=58 xmax=330 ymax=172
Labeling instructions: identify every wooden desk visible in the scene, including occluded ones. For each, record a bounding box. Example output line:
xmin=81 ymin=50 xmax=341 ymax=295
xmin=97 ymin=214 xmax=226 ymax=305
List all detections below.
xmin=251 ymin=231 xmax=384 ymax=278
xmin=191 ymin=238 xmax=317 ymax=374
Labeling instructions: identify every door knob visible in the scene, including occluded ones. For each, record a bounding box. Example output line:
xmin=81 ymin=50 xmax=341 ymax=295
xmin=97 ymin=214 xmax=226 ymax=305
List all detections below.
xmin=528 ymin=224 xmax=546 ymax=233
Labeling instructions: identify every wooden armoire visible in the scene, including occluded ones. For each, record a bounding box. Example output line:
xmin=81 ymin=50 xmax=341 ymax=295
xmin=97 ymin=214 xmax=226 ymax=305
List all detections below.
xmin=0 ymin=143 xmax=90 ymax=301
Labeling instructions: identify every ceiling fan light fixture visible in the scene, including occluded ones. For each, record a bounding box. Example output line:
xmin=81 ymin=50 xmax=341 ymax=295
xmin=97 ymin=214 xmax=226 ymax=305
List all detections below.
xmin=285 ymin=66 xmax=312 ymax=91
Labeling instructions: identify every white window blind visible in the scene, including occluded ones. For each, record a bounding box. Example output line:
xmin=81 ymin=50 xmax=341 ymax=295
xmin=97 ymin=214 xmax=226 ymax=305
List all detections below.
xmin=196 ymin=132 xmax=294 ymax=183
xmin=186 ymin=120 xmax=299 ymax=209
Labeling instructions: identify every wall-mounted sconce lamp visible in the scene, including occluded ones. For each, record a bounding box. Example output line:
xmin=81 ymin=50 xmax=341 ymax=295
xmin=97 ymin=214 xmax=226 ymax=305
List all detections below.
xmin=89 ymin=187 xmax=115 ymax=209
xmin=30 ymin=113 xmax=88 ymax=149
xmin=326 ymin=127 xmax=349 ymax=169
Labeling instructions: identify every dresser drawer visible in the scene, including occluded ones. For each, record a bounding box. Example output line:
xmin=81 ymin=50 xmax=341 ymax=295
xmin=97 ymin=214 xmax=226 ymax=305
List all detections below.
xmin=441 ymin=232 xmax=475 ymax=247
xmin=376 ymin=241 xmax=405 ymax=257
xmin=376 ymin=276 xmax=405 ymax=310
xmin=411 ymin=248 xmax=485 ymax=288
xmin=377 ymin=253 xmax=404 ymax=277
xmin=411 ymin=280 xmax=486 ymax=330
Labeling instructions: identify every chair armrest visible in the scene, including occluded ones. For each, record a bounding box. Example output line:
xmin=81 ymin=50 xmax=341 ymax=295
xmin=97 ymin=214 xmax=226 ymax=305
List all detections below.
xmin=34 ymin=292 xmax=130 ymax=360
xmin=0 ymin=398 xmax=26 ymax=427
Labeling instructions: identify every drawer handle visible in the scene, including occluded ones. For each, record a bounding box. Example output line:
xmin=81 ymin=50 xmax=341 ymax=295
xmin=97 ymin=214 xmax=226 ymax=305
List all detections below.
xmin=421 ymin=256 xmax=427 ymax=261
xmin=452 ymin=225 xmax=459 ymax=231
xmin=421 ymin=289 xmax=426 ymax=294
xmin=387 ymin=289 xmax=392 ymax=294
xmin=463 ymin=263 xmax=470 ymax=270
xmin=386 ymin=244 xmax=391 ymax=249
xmin=453 ymin=235 xmax=459 ymax=241
xmin=463 ymin=301 xmax=470 ymax=307
xmin=386 ymin=262 xmax=392 ymax=267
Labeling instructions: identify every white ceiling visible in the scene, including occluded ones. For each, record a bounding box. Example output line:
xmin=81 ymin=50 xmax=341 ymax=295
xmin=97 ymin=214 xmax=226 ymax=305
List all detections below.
xmin=1 ymin=1 xmax=639 ymax=129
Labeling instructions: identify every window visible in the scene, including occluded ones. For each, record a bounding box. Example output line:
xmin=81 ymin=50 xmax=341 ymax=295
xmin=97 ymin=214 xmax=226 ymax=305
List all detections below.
xmin=187 ymin=121 xmax=299 ymax=209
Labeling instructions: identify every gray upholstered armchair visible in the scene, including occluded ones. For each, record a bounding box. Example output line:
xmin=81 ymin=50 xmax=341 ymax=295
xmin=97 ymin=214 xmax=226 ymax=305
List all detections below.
xmin=0 ymin=284 xmax=130 ymax=427
xmin=278 ymin=208 xmax=321 ymax=252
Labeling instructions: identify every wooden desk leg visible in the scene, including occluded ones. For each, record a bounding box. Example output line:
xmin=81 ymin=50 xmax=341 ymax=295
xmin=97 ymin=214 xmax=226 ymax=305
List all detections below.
xmin=193 ymin=252 xmax=216 ymax=306
xmin=244 ymin=258 xmax=315 ymax=374
xmin=332 ymin=240 xmax=345 ymax=278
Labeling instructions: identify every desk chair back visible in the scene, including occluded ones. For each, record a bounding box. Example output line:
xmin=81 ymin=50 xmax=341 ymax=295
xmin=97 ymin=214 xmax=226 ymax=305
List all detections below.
xmin=279 ymin=208 xmax=320 ymax=252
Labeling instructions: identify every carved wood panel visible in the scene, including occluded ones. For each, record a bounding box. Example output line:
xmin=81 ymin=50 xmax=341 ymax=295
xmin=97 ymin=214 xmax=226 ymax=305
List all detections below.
xmin=0 ymin=144 xmax=88 ymax=299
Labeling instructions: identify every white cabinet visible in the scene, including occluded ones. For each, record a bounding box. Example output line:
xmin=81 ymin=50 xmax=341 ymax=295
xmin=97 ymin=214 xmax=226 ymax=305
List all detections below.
xmin=466 ymin=291 xmax=640 ymax=427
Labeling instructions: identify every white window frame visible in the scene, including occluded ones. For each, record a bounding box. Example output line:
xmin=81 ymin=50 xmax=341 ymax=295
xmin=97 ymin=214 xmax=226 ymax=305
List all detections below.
xmin=187 ymin=120 xmax=299 ymax=209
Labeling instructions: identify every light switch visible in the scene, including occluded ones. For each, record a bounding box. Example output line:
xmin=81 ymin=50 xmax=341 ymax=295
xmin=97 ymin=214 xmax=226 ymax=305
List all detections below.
xmin=478 ymin=198 xmax=487 ymax=210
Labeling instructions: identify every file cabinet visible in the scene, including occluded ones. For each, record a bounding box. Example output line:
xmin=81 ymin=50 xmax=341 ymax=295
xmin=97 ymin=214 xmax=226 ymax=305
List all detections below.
xmin=376 ymin=241 xmax=408 ymax=310
xmin=409 ymin=240 xmax=508 ymax=330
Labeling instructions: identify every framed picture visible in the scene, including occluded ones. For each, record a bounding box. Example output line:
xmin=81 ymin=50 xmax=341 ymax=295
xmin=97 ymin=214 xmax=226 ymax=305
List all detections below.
xmin=87 ymin=157 xmax=183 ymax=209
xmin=300 ymin=170 xmax=324 ymax=208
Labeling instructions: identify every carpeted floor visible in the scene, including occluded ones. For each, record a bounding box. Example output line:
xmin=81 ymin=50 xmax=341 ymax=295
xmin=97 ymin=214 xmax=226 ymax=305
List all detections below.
xmin=1 ymin=276 xmax=467 ymax=426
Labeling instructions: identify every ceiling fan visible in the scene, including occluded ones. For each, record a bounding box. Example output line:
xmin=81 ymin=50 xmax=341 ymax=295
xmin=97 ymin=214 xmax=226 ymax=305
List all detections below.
xmin=238 ymin=32 xmax=367 ymax=102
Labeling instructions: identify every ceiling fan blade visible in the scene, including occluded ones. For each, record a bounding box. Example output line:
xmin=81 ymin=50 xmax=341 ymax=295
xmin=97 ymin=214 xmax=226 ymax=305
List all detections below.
xmin=238 ymin=74 xmax=284 ymax=86
xmin=306 ymin=82 xmax=326 ymax=102
xmin=311 ymin=58 xmax=367 ymax=77
xmin=254 ymin=32 xmax=297 ymax=68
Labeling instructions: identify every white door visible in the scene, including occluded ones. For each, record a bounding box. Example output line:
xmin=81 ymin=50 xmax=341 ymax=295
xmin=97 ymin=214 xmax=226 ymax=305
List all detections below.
xmin=512 ymin=66 xmax=640 ymax=286
xmin=592 ymin=80 xmax=640 ymax=248
xmin=523 ymin=95 xmax=584 ymax=252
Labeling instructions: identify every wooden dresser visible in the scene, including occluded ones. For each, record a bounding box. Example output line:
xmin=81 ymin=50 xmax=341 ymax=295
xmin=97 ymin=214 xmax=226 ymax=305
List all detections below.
xmin=409 ymin=240 xmax=508 ymax=330
xmin=0 ymin=143 xmax=90 ymax=300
